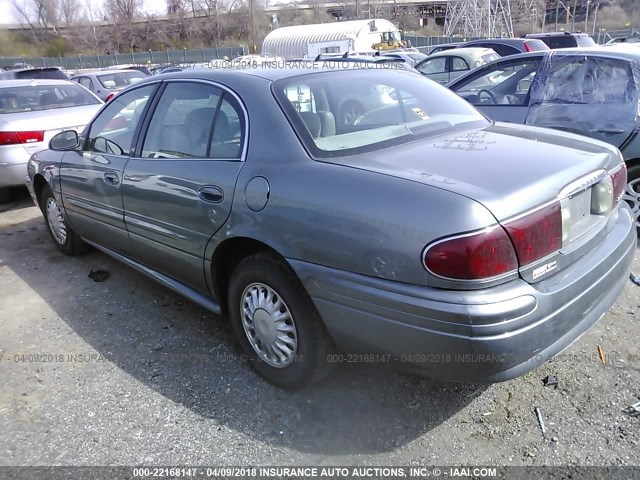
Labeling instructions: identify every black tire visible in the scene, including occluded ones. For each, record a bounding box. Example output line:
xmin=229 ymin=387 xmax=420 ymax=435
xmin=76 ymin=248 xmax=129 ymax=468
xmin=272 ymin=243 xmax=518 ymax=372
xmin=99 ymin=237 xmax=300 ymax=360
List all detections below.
xmin=40 ymin=184 xmax=89 ymax=256
xmin=0 ymin=188 xmax=10 ymax=204
xmin=624 ymin=164 xmax=640 ymax=230
xmin=228 ymin=252 xmax=334 ymax=389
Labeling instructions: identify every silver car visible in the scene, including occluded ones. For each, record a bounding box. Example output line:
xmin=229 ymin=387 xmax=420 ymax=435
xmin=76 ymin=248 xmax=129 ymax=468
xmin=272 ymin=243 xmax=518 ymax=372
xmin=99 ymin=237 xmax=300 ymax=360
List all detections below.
xmin=71 ymin=69 xmax=148 ymax=101
xmin=27 ymin=68 xmax=635 ymax=389
xmin=415 ymin=47 xmax=500 ymax=85
xmin=0 ymin=79 xmax=102 ymax=202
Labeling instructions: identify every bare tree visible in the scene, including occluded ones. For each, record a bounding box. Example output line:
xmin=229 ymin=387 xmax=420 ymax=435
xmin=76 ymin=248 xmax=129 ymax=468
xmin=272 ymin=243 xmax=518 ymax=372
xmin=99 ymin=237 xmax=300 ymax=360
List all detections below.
xmin=59 ymin=0 xmax=80 ymax=24
xmin=105 ymin=0 xmax=142 ymax=23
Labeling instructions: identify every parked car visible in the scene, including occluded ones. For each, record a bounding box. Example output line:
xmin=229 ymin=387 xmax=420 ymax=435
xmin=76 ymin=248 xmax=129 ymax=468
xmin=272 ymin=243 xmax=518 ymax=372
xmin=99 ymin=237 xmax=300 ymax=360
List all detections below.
xmin=425 ymin=42 xmax=463 ymax=54
xmin=70 ymin=69 xmax=148 ymax=101
xmin=377 ymin=50 xmax=427 ymax=66
xmin=453 ymin=38 xmax=550 ymax=56
xmin=415 ymin=47 xmax=499 ymax=84
xmin=27 ymin=67 xmax=635 ymax=389
xmin=606 ymin=36 xmax=640 ymax=44
xmin=0 ymin=67 xmax=68 ymax=80
xmin=447 ymin=46 xmax=640 ymax=227
xmin=105 ymin=64 xmax=153 ymax=76
xmin=0 ymin=79 xmax=102 ymax=202
xmin=524 ymin=31 xmax=596 ymax=49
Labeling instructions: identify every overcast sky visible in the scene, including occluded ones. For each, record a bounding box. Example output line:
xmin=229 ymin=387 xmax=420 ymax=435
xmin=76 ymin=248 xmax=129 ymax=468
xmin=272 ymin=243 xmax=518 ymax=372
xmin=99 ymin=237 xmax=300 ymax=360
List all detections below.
xmin=0 ymin=0 xmax=168 ymax=25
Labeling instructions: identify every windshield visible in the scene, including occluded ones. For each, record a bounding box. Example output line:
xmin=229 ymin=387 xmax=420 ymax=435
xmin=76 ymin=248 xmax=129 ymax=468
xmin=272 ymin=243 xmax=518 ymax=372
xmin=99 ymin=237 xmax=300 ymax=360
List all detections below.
xmin=273 ymin=70 xmax=487 ymax=157
xmin=0 ymin=84 xmax=101 ymax=114
xmin=97 ymin=71 xmax=147 ymax=89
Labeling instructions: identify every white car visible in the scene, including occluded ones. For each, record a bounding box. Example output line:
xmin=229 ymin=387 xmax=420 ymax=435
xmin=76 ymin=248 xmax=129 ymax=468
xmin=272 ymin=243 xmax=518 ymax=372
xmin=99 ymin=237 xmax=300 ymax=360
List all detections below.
xmin=0 ymin=79 xmax=103 ymax=202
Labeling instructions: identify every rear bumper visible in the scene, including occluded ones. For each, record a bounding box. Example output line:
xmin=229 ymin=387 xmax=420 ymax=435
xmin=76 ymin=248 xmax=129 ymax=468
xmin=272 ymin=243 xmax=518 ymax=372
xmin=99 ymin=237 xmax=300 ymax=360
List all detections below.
xmin=289 ymin=205 xmax=636 ymax=383
xmin=0 ymin=162 xmax=28 ymax=188
xmin=0 ymin=144 xmax=32 ymax=188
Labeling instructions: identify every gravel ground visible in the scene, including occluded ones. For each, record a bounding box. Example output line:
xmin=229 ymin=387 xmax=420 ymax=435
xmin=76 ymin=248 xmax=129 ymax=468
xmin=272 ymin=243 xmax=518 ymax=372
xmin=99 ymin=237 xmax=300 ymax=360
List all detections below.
xmin=1 ymin=188 xmax=639 ymax=467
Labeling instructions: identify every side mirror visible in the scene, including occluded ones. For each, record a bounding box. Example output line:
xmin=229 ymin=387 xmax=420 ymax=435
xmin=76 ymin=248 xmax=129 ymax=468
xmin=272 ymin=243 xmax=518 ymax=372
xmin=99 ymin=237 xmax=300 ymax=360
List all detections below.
xmin=50 ymin=130 xmax=79 ymax=151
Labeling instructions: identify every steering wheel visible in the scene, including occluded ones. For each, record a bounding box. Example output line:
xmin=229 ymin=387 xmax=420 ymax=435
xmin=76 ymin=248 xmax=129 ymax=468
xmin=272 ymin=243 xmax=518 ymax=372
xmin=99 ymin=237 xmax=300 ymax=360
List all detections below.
xmin=477 ymin=89 xmax=498 ymax=105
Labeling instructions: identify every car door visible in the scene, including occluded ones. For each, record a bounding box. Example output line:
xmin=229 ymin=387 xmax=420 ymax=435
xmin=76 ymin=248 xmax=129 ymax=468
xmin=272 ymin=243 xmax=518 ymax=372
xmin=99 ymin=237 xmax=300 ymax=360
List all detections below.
xmin=449 ymin=55 xmax=471 ymax=82
xmin=59 ymin=84 xmax=158 ymax=255
xmin=448 ymin=56 xmax=543 ymax=124
xmin=415 ymin=56 xmax=450 ymax=85
xmin=123 ymin=81 xmax=246 ymax=293
xmin=525 ymin=54 xmax=638 ymax=149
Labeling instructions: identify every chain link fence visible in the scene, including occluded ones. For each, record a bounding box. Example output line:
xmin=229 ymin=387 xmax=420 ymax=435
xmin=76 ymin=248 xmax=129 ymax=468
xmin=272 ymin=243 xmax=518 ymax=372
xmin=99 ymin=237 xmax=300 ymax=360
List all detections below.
xmin=0 ymin=46 xmax=249 ymax=70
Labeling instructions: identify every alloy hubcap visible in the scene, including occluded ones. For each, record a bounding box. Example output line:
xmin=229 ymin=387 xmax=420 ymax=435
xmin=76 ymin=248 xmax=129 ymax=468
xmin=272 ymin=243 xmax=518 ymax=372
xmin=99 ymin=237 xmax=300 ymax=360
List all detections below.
xmin=623 ymin=178 xmax=640 ymax=229
xmin=46 ymin=197 xmax=67 ymax=245
xmin=240 ymin=282 xmax=298 ymax=368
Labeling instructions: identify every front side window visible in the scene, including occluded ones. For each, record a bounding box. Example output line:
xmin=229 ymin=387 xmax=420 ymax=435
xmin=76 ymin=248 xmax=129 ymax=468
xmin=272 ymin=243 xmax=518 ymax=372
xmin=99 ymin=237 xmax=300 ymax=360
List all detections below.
xmin=274 ymin=70 xmax=488 ymax=158
xmin=141 ymin=82 xmax=244 ymax=159
xmin=416 ymin=57 xmax=448 ymax=75
xmin=87 ymin=84 xmax=155 ymax=156
xmin=452 ymin=58 xmax=541 ymax=106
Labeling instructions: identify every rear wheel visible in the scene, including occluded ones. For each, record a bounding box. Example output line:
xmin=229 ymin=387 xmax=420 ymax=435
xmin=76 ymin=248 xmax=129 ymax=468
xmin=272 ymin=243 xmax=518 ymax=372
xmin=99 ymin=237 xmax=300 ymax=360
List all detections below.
xmin=228 ymin=252 xmax=334 ymax=389
xmin=40 ymin=184 xmax=88 ymax=256
xmin=623 ymin=164 xmax=640 ymax=230
xmin=0 ymin=188 xmax=10 ymax=204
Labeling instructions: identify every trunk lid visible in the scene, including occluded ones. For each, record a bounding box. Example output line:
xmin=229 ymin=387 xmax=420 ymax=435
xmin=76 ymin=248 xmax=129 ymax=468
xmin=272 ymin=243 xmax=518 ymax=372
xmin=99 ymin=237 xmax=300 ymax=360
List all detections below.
xmin=341 ymin=122 xmax=621 ymax=222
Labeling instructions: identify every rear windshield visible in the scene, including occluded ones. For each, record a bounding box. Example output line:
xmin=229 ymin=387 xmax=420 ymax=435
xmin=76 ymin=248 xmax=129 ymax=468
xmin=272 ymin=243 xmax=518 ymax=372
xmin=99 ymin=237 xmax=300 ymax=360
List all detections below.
xmin=0 ymin=84 xmax=101 ymax=114
xmin=273 ymin=70 xmax=487 ymax=158
xmin=524 ymin=39 xmax=550 ymax=51
xmin=97 ymin=71 xmax=147 ymax=89
xmin=13 ymin=68 xmax=68 ymax=80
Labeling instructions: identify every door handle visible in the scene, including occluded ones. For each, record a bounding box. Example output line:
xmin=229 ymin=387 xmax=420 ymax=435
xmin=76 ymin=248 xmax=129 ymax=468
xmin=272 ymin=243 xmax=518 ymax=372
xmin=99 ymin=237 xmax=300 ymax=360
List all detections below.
xmin=103 ymin=171 xmax=120 ymax=185
xmin=595 ymin=128 xmax=624 ymax=134
xmin=198 ymin=186 xmax=224 ymax=203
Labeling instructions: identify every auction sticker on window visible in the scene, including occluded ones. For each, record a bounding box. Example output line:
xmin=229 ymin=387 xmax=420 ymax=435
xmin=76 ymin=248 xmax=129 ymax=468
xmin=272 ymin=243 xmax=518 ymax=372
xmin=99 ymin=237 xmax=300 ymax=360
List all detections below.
xmin=412 ymin=107 xmax=430 ymax=120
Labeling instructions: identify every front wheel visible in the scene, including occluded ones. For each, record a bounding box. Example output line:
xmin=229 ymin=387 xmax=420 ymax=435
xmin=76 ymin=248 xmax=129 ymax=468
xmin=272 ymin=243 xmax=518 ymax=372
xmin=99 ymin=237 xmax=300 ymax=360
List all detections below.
xmin=228 ymin=252 xmax=334 ymax=389
xmin=40 ymin=184 xmax=89 ymax=256
xmin=623 ymin=164 xmax=640 ymax=230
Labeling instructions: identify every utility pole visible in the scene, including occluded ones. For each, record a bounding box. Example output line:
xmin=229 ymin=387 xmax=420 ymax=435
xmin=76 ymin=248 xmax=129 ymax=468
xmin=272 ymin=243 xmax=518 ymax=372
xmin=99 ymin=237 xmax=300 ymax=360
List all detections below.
xmin=571 ymin=0 xmax=576 ymax=31
xmin=249 ymin=0 xmax=255 ymax=53
xmin=584 ymin=0 xmax=590 ymax=32
xmin=555 ymin=0 xmax=559 ymax=31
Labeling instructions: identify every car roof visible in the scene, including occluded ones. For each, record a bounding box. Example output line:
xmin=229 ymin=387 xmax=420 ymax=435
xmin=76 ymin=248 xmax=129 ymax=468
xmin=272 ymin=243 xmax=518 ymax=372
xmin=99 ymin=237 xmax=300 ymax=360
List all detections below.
xmin=526 ymin=32 xmax=590 ymax=37
xmin=137 ymin=64 xmax=416 ymax=84
xmin=461 ymin=38 xmax=532 ymax=46
xmin=427 ymin=47 xmax=497 ymax=59
xmin=0 ymin=79 xmax=76 ymax=88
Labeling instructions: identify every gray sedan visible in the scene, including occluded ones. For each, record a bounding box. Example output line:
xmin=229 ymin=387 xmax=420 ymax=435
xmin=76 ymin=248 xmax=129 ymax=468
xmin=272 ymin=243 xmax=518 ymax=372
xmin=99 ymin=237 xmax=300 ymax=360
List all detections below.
xmin=27 ymin=68 xmax=635 ymax=389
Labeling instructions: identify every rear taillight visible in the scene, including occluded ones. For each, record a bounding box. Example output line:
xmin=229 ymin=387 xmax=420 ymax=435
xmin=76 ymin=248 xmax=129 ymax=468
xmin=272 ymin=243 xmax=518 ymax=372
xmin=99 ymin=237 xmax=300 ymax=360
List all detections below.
xmin=424 ymin=226 xmax=518 ymax=280
xmin=105 ymin=93 xmax=116 ymax=102
xmin=611 ymin=163 xmax=627 ymax=205
xmin=524 ymin=41 xmax=534 ymax=52
xmin=0 ymin=131 xmax=44 ymax=146
xmin=503 ymin=202 xmax=562 ymax=266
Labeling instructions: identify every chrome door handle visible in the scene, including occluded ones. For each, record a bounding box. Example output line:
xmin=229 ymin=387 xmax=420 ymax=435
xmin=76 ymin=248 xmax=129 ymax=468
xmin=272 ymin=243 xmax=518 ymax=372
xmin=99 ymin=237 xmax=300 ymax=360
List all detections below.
xmin=198 ymin=186 xmax=224 ymax=203
xmin=103 ymin=172 xmax=120 ymax=185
